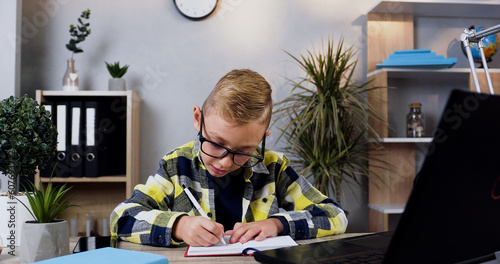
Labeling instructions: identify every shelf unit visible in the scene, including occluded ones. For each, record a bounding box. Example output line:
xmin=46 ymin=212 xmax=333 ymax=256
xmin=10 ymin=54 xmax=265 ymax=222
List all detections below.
xmin=367 ymin=0 xmax=500 ymax=18
xmin=34 ymin=90 xmax=141 ymax=236
xmin=366 ymin=1 xmax=500 ymax=232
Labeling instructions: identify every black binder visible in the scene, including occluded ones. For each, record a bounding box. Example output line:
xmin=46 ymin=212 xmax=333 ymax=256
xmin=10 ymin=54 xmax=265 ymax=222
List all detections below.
xmin=84 ymin=100 xmax=126 ymax=177
xmin=69 ymin=101 xmax=85 ymax=177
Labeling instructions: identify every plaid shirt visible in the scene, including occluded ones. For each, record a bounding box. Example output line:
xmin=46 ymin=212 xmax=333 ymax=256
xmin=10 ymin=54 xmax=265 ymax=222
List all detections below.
xmin=110 ymin=138 xmax=348 ymax=246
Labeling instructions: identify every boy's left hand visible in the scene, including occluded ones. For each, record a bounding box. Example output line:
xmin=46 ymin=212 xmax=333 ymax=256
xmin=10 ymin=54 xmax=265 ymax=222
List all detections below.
xmin=226 ymin=218 xmax=283 ymax=244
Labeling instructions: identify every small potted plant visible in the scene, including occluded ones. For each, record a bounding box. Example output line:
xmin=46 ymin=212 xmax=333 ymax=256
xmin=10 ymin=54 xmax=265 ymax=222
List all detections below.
xmin=18 ymin=176 xmax=77 ymax=263
xmin=63 ymin=9 xmax=91 ymax=91
xmin=0 ymin=95 xmax=57 ymax=247
xmin=105 ymin=61 xmax=129 ymax=91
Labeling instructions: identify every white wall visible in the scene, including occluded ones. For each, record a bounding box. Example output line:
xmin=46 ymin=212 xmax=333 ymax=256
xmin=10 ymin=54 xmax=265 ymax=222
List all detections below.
xmin=19 ymin=0 xmax=377 ymax=232
xmin=18 ymin=0 xmax=500 ymax=233
xmin=0 ymin=0 xmax=22 ymax=193
xmin=0 ymin=0 xmax=21 ymax=99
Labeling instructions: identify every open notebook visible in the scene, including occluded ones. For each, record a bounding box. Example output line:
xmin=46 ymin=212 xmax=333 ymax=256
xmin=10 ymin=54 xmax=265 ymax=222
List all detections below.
xmin=185 ymin=235 xmax=297 ymax=257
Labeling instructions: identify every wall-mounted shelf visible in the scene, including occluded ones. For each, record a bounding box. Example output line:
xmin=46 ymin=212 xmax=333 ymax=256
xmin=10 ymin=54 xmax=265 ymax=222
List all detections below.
xmin=377 ymin=137 xmax=433 ymax=143
xmin=368 ymin=68 xmax=500 ymax=77
xmin=368 ymin=203 xmax=406 ymax=214
xmin=366 ymin=1 xmax=500 ymax=233
xmin=368 ymin=0 xmax=500 ymax=18
xmin=35 ymin=90 xmax=141 ymax=236
xmin=40 ymin=176 xmax=128 ymax=183
xmin=367 ymin=67 xmax=500 ymax=77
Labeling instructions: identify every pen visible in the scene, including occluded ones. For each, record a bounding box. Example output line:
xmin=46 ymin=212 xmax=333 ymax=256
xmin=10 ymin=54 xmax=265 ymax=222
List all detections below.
xmin=183 ymin=185 xmax=226 ymax=245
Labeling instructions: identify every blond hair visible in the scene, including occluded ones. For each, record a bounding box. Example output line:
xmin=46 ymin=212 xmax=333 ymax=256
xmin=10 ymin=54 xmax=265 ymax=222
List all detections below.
xmin=202 ymin=69 xmax=273 ymax=126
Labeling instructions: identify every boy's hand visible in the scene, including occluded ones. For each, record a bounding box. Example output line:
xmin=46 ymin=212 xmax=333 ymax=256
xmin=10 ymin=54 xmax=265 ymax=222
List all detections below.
xmin=226 ymin=218 xmax=283 ymax=244
xmin=172 ymin=215 xmax=225 ymax=246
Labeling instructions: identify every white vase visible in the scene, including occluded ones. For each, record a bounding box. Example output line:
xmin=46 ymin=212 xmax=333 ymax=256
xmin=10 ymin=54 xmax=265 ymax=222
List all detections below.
xmin=62 ymin=58 xmax=79 ymax=91
xmin=108 ymin=78 xmax=126 ymax=91
xmin=20 ymin=220 xmax=69 ymax=264
xmin=0 ymin=195 xmax=34 ymax=248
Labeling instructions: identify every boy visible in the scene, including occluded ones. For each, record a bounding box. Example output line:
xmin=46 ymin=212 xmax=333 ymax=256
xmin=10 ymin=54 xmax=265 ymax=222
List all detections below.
xmin=110 ymin=69 xmax=348 ymax=247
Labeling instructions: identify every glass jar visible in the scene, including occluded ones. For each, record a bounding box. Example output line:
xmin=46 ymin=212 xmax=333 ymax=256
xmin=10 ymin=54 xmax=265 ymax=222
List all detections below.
xmin=62 ymin=58 xmax=79 ymax=91
xmin=407 ymin=102 xmax=424 ymax=138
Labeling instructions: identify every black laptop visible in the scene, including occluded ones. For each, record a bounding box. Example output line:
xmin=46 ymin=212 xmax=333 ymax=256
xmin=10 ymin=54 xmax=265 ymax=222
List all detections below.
xmin=254 ymin=90 xmax=500 ymax=264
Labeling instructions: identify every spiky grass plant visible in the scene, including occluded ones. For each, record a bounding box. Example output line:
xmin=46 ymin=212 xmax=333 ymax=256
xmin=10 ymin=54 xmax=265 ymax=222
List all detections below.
xmin=18 ymin=176 xmax=77 ymax=223
xmin=105 ymin=61 xmax=129 ymax=78
xmin=273 ymin=37 xmax=386 ymax=203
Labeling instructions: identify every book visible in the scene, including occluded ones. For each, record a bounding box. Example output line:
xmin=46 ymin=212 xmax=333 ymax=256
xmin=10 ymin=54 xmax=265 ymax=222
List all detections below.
xmin=185 ymin=235 xmax=298 ymax=257
xmin=33 ymin=247 xmax=168 ymax=264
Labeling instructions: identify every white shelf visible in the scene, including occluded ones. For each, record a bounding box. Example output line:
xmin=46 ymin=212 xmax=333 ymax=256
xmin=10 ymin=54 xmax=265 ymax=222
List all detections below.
xmin=366 ymin=0 xmax=500 ymax=233
xmin=377 ymin=137 xmax=433 ymax=143
xmin=368 ymin=68 xmax=500 ymax=78
xmin=39 ymin=90 xmax=133 ymax=97
xmin=368 ymin=203 xmax=406 ymax=214
xmin=368 ymin=0 xmax=500 ymax=18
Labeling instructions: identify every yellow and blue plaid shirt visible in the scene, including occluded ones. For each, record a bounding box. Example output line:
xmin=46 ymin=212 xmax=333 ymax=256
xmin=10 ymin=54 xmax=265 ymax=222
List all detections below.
xmin=110 ymin=138 xmax=348 ymax=246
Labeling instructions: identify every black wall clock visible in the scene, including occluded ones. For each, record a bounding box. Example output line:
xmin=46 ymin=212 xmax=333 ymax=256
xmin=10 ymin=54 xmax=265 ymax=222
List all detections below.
xmin=174 ymin=0 xmax=218 ymax=20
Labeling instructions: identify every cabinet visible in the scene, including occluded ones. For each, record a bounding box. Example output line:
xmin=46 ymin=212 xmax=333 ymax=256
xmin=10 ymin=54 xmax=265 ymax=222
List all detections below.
xmin=366 ymin=0 xmax=500 ymax=232
xmin=35 ymin=90 xmax=141 ymax=236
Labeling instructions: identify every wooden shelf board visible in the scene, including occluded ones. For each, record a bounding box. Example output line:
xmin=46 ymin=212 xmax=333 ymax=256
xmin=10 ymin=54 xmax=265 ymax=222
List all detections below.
xmin=368 ymin=0 xmax=500 ymax=18
xmin=368 ymin=68 xmax=500 ymax=78
xmin=39 ymin=90 xmax=133 ymax=97
xmin=377 ymin=137 xmax=433 ymax=143
xmin=40 ymin=176 xmax=127 ymax=183
xmin=368 ymin=203 xmax=406 ymax=214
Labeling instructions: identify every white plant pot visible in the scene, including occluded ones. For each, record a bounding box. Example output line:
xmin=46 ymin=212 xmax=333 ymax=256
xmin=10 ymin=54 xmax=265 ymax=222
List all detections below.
xmin=0 ymin=195 xmax=34 ymax=248
xmin=108 ymin=78 xmax=126 ymax=91
xmin=20 ymin=219 xmax=69 ymax=264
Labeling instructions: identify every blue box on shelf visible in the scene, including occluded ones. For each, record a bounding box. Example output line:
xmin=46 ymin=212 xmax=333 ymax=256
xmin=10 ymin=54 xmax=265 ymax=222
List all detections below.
xmin=377 ymin=49 xmax=457 ymax=69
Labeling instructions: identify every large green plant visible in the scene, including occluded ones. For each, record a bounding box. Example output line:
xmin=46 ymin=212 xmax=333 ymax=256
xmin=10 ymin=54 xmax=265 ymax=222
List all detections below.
xmin=0 ymin=95 xmax=58 ymax=195
xmin=273 ymin=37 xmax=385 ymax=203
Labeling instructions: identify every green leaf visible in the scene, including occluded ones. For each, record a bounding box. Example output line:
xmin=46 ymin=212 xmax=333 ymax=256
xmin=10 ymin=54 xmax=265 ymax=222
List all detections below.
xmin=17 ymin=168 xmax=78 ymax=223
xmin=105 ymin=61 xmax=129 ymax=78
xmin=66 ymin=9 xmax=91 ymax=54
xmin=0 ymin=95 xmax=57 ymax=194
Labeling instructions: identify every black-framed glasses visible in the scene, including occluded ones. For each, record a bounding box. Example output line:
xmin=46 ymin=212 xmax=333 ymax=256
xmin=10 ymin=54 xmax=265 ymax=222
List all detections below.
xmin=199 ymin=112 xmax=265 ymax=168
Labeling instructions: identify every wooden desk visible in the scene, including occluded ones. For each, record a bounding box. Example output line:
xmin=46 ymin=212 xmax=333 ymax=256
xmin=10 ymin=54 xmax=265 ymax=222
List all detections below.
xmin=0 ymin=233 xmax=366 ymax=263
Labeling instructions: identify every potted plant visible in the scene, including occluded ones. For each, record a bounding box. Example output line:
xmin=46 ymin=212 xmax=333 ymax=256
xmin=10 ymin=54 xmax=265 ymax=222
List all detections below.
xmin=105 ymin=61 xmax=129 ymax=91
xmin=63 ymin=9 xmax=91 ymax=91
xmin=273 ymin=37 xmax=386 ymax=204
xmin=0 ymin=95 xmax=57 ymax=247
xmin=18 ymin=176 xmax=77 ymax=263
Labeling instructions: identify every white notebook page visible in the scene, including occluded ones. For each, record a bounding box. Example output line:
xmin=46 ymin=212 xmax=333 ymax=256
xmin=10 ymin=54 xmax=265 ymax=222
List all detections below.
xmin=186 ymin=235 xmax=298 ymax=256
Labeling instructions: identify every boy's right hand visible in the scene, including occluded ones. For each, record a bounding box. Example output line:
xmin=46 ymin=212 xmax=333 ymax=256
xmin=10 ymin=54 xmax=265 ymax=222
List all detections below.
xmin=172 ymin=215 xmax=225 ymax=246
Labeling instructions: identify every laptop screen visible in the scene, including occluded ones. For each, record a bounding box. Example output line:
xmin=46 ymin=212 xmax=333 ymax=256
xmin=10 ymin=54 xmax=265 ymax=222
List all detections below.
xmin=384 ymin=90 xmax=500 ymax=263
xmin=254 ymin=90 xmax=500 ymax=264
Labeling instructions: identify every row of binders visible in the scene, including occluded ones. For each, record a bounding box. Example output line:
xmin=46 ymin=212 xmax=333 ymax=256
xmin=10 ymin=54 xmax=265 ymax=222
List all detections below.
xmin=40 ymin=99 xmax=126 ymax=178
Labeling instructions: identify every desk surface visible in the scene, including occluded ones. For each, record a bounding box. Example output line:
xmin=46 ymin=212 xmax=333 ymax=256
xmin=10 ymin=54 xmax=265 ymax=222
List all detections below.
xmin=0 ymin=233 xmax=366 ymax=263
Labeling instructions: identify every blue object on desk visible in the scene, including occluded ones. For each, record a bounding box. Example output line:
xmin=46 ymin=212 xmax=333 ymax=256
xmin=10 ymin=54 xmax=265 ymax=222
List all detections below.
xmin=33 ymin=247 xmax=169 ymax=264
xmin=376 ymin=49 xmax=457 ymax=68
